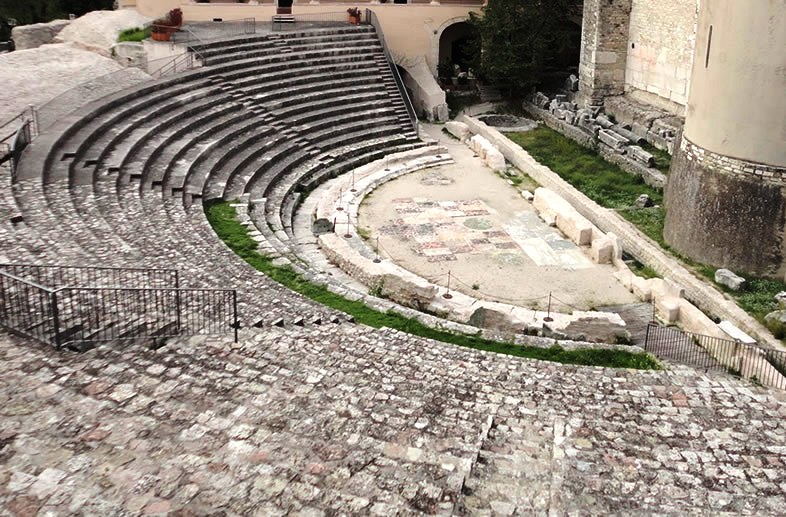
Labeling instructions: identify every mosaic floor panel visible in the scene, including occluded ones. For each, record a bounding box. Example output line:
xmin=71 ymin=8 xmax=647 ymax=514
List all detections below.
xmin=379 ymin=197 xmax=591 ymax=268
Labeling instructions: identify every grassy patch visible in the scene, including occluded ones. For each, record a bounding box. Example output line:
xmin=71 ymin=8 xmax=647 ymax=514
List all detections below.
xmin=640 ymin=141 xmax=672 ymax=175
xmin=507 ymin=127 xmax=668 ymax=248
xmin=617 ymin=207 xmax=666 ymax=247
xmin=118 ymin=26 xmax=151 ymax=42
xmin=627 ymin=257 xmax=660 ymax=280
xmin=718 ymin=277 xmax=786 ymax=324
xmin=204 ymin=200 xmax=660 ymax=370
xmin=506 ymin=127 xmax=663 ymax=209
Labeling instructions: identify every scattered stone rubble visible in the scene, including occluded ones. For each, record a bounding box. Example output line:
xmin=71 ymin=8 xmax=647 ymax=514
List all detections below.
xmin=525 ymin=91 xmax=671 ymax=188
xmin=533 ymin=91 xmax=664 ymax=167
xmin=446 ymin=121 xmax=507 ymax=172
xmin=715 ymin=268 xmax=746 ymax=291
xmin=467 ymin=134 xmax=506 ymax=172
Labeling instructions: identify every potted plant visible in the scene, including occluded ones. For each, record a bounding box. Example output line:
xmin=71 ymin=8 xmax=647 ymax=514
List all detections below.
xmin=151 ymin=18 xmax=171 ymax=41
xmin=168 ymin=8 xmax=183 ymax=28
xmin=347 ymin=7 xmax=362 ymax=25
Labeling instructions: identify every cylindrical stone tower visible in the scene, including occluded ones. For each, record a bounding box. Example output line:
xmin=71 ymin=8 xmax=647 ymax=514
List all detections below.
xmin=664 ymin=0 xmax=786 ymax=277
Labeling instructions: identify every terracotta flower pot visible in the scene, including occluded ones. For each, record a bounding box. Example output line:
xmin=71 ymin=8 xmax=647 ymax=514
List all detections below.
xmin=152 ymin=31 xmax=171 ymax=42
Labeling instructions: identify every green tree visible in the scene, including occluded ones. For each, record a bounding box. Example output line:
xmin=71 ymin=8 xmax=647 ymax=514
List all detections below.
xmin=467 ymin=0 xmax=580 ymax=96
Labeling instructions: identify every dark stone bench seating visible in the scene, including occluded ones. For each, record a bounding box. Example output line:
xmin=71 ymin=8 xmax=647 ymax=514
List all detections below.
xmin=7 ymin=25 xmax=420 ymax=332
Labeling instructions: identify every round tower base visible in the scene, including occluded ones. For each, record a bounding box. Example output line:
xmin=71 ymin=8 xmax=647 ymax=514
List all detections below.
xmin=664 ymin=139 xmax=786 ymax=278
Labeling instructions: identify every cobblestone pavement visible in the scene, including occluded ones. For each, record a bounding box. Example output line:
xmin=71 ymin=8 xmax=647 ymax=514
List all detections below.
xmin=1 ymin=325 xmax=785 ymax=516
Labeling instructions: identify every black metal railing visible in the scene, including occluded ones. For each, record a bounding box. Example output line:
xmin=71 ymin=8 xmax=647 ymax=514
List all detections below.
xmin=644 ymin=323 xmax=786 ymax=390
xmin=0 ymin=106 xmax=38 ymax=179
xmin=271 ymin=11 xmax=352 ymax=31
xmin=0 ymin=272 xmax=58 ymax=346
xmin=51 ymin=286 xmax=238 ymax=349
xmin=175 ymin=17 xmax=257 ymax=42
xmin=365 ymin=9 xmax=419 ymax=138
xmin=0 ymin=264 xmax=239 ymax=349
xmin=150 ymin=47 xmax=206 ymax=78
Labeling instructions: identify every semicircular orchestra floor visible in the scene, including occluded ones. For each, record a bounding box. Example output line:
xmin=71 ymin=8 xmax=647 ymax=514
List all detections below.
xmin=358 ymin=125 xmax=638 ymax=314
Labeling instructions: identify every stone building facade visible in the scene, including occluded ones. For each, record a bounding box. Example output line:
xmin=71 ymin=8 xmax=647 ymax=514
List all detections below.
xmin=545 ymin=0 xmax=785 ymax=277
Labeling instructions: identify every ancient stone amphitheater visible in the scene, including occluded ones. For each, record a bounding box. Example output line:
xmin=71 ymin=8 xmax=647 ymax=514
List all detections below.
xmin=1 ymin=26 xmax=786 ymax=515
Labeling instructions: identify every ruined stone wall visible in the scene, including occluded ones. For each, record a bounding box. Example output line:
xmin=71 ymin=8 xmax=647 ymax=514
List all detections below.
xmin=577 ymin=0 xmax=632 ymax=106
xmin=459 ymin=115 xmax=783 ymax=349
xmin=624 ymin=0 xmax=699 ymax=112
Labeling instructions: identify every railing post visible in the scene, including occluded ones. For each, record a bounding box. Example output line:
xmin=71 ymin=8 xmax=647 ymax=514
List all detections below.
xmin=644 ymin=322 xmax=651 ymax=351
xmin=51 ymin=290 xmax=61 ymax=349
xmin=174 ymin=272 xmax=182 ymax=335
xmin=232 ymin=290 xmax=239 ymax=343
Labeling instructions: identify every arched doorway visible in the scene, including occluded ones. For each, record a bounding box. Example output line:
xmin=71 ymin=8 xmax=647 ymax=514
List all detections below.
xmin=438 ymin=21 xmax=473 ymax=75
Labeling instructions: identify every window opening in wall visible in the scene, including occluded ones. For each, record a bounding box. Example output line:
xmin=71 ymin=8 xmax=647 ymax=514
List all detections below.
xmin=705 ymin=25 xmax=713 ymax=68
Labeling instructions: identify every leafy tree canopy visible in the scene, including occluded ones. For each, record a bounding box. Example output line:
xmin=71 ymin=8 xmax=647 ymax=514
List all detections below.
xmin=467 ymin=0 xmax=580 ymax=96
xmin=0 ymin=0 xmax=114 ymax=27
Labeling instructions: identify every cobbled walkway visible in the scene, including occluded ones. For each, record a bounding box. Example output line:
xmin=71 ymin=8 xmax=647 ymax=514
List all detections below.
xmin=1 ymin=325 xmax=785 ymax=515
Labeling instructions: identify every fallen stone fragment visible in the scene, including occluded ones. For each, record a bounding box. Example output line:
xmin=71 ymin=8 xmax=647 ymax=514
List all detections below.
xmin=714 ymin=269 xmax=746 ymax=291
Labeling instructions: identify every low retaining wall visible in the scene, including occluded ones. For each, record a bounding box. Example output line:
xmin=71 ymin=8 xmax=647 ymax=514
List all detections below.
xmin=522 ymin=103 xmax=666 ymax=189
xmin=459 ymin=115 xmax=782 ymax=350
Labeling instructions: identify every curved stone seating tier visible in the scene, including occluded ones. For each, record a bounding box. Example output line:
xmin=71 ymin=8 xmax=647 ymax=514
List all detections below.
xmin=264 ymin=137 xmax=426 ymax=239
xmin=192 ymin=27 xmax=378 ymax=64
xmin=8 ymin=26 xmax=417 ymax=331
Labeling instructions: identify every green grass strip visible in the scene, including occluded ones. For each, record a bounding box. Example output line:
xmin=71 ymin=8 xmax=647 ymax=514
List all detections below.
xmin=205 ymin=200 xmax=660 ymax=370
xmin=507 ymin=127 xmax=669 ymax=253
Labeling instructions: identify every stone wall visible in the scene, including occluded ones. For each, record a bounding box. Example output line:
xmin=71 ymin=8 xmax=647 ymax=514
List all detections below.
xmin=624 ymin=0 xmax=699 ymax=110
xmin=459 ymin=115 xmax=783 ymax=350
xmin=664 ymin=138 xmax=786 ymax=277
xmin=577 ymin=0 xmax=633 ymax=106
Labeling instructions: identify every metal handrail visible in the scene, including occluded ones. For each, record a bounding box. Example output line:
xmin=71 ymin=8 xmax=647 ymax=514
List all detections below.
xmin=0 ymin=269 xmax=55 ymax=293
xmin=644 ymin=322 xmax=786 ymax=390
xmin=271 ymin=11 xmax=351 ymax=31
xmin=0 ymin=262 xmax=178 ymax=274
xmin=151 ymin=26 xmax=209 ymax=78
xmin=0 ymin=266 xmax=240 ymax=347
xmin=0 ymin=262 xmax=179 ymax=289
xmin=365 ymin=8 xmax=419 ymax=137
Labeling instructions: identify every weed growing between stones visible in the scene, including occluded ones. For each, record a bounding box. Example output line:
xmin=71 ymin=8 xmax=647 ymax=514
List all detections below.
xmin=205 ymin=200 xmax=661 ymax=370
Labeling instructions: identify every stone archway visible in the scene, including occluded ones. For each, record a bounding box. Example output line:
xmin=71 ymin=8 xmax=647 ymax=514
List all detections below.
xmin=437 ymin=21 xmax=473 ymax=74
xmin=429 ymin=16 xmax=474 ymax=76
